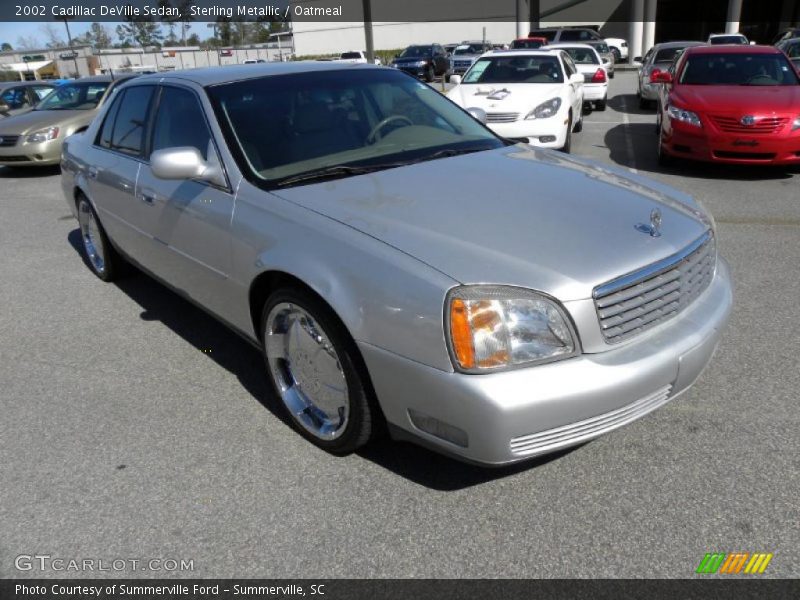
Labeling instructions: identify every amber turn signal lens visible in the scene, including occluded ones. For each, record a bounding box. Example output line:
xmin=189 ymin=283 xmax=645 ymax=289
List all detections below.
xmin=450 ymin=298 xmax=475 ymax=369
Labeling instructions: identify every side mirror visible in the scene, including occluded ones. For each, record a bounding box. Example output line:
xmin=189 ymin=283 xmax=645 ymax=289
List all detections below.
xmin=151 ymin=147 xmax=225 ymax=187
xmin=651 ymin=70 xmax=672 ymax=84
xmin=570 ymin=73 xmax=584 ymax=84
xmin=450 ymin=74 xmax=462 ymax=85
xmin=633 ymin=56 xmax=643 ymax=63
xmin=466 ymin=107 xmax=487 ymax=124
xmin=0 ymin=101 xmax=10 ymax=113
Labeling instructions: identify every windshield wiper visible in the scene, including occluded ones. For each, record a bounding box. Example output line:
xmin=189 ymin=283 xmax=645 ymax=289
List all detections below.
xmin=275 ymin=164 xmax=383 ymax=187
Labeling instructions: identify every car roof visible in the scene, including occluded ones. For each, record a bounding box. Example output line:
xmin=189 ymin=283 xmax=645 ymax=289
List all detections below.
xmin=0 ymin=80 xmax=55 ymax=88
xmin=685 ymin=44 xmax=780 ymax=55
xmin=133 ymin=62 xmax=380 ymax=87
xmin=652 ymin=41 xmax=705 ymax=50
xmin=484 ymin=49 xmax=558 ymax=57
xmin=547 ymin=43 xmax=597 ymax=50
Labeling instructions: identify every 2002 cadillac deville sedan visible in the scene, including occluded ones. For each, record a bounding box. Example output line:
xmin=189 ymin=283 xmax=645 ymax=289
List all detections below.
xmin=61 ymin=63 xmax=732 ymax=465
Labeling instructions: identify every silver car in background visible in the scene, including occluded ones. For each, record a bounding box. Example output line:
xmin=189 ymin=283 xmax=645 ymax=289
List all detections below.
xmin=60 ymin=63 xmax=732 ymax=466
xmin=637 ymin=41 xmax=705 ymax=108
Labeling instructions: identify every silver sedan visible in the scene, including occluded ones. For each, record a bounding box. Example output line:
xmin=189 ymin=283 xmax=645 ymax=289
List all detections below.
xmin=637 ymin=41 xmax=705 ymax=108
xmin=60 ymin=62 xmax=732 ymax=466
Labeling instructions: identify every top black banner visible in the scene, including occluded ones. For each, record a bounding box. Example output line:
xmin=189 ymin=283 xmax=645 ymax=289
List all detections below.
xmin=0 ymin=0 xmax=786 ymax=23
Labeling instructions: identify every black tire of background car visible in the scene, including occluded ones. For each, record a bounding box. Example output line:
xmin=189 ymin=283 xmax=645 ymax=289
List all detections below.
xmin=424 ymin=65 xmax=435 ymax=83
xmin=260 ymin=287 xmax=379 ymax=455
xmin=596 ymin=98 xmax=607 ymax=111
xmin=611 ymin=47 xmax=621 ymax=62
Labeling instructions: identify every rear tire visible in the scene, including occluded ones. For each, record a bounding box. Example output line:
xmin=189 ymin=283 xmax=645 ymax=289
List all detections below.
xmin=76 ymin=195 xmax=122 ymax=282
xmin=261 ymin=287 xmax=377 ymax=455
xmin=596 ymin=97 xmax=607 ymax=111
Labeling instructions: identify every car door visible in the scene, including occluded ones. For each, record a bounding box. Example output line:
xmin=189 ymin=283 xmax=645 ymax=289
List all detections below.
xmin=135 ymin=83 xmax=235 ymax=317
xmin=85 ymin=84 xmax=163 ymax=269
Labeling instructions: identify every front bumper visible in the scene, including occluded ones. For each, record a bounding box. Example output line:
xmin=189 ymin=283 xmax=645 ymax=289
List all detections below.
xmin=486 ymin=115 xmax=569 ymax=148
xmin=0 ymin=138 xmax=62 ymax=166
xmin=360 ymin=258 xmax=733 ymax=466
xmin=393 ymin=65 xmax=427 ymax=78
xmin=664 ymin=121 xmax=800 ymax=165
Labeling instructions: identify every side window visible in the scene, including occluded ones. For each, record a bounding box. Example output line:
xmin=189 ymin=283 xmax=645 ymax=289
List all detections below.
xmin=109 ymin=85 xmax=156 ymax=156
xmin=151 ymin=86 xmax=213 ymax=161
xmin=1 ymin=88 xmax=30 ymax=109
xmin=97 ymin=89 xmax=124 ymax=149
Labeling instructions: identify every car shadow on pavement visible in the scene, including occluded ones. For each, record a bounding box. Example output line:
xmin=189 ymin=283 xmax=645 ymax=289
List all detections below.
xmin=607 ymin=93 xmax=654 ymax=116
xmin=604 ymin=123 xmax=797 ymax=181
xmin=0 ymin=165 xmax=60 ymax=178
xmin=67 ymin=228 xmax=576 ymax=490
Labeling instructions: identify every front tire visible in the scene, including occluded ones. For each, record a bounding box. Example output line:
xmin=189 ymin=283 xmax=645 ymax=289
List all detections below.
xmin=561 ymin=115 xmax=572 ymax=153
xmin=261 ymin=287 xmax=376 ymax=454
xmin=76 ymin=195 xmax=121 ymax=282
xmin=424 ymin=65 xmax=434 ymax=83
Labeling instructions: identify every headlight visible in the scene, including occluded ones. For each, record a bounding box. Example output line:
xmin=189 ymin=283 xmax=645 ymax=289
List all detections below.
xmin=447 ymin=286 xmax=577 ymax=372
xmin=26 ymin=126 xmax=60 ymax=143
xmin=792 ymin=115 xmax=800 ymax=131
xmin=667 ymin=104 xmax=702 ymax=127
xmin=526 ymin=97 xmax=562 ymax=119
xmin=413 ymin=60 xmax=427 ymax=67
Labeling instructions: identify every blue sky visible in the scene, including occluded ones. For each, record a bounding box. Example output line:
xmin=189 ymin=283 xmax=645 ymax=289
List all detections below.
xmin=0 ymin=21 xmax=211 ymax=49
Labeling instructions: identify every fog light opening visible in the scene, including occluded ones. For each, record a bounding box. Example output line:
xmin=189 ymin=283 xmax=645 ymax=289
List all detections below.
xmin=539 ymin=135 xmax=557 ymax=143
xmin=408 ymin=409 xmax=468 ymax=447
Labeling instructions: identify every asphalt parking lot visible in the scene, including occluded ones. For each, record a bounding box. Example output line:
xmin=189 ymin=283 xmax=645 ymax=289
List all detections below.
xmin=1 ymin=71 xmax=798 ymax=579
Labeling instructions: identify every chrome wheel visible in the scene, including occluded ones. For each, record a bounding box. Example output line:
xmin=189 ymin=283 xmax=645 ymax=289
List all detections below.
xmin=78 ymin=199 xmax=105 ymax=274
xmin=265 ymin=302 xmax=349 ymax=441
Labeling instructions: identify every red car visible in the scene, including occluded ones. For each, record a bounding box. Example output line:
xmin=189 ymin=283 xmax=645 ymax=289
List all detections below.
xmin=653 ymin=45 xmax=800 ymax=166
xmin=510 ymin=37 xmax=548 ymax=49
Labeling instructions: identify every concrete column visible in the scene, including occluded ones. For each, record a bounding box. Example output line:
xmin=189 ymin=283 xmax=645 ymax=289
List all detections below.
xmin=516 ymin=0 xmax=528 ymax=39
xmin=628 ymin=0 xmax=644 ymax=64
xmin=725 ymin=0 xmax=743 ymax=34
xmin=643 ymin=0 xmax=657 ymax=55
xmin=529 ymin=0 xmax=540 ymax=31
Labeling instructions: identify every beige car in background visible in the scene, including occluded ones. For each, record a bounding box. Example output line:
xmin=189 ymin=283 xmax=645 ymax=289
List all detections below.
xmin=0 ymin=75 xmax=135 ymax=167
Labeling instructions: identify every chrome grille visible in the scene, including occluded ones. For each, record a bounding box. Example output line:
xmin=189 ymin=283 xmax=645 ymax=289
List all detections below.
xmin=0 ymin=135 xmax=20 ymax=147
xmin=710 ymin=115 xmax=788 ymax=134
xmin=510 ymin=384 xmax=673 ymax=455
xmin=486 ymin=112 xmax=520 ymax=123
xmin=594 ymin=232 xmax=716 ymax=343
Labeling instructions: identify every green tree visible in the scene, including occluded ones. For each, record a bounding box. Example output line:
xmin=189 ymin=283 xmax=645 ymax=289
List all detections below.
xmin=1 ymin=42 xmax=13 ymax=52
xmin=186 ymin=33 xmax=201 ymax=47
xmin=116 ymin=19 xmax=163 ymax=48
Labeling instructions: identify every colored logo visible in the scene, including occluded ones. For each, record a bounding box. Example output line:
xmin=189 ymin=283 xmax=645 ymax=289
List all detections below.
xmin=696 ymin=552 xmax=773 ymax=574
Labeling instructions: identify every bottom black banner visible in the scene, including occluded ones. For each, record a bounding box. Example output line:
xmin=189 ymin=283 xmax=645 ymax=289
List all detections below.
xmin=1 ymin=579 xmax=798 ymax=600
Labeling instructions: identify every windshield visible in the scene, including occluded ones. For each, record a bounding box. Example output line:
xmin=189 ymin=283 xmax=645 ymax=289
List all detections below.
xmin=654 ymin=47 xmax=686 ymax=63
xmin=559 ymin=47 xmax=599 ymax=64
xmin=680 ymin=53 xmax=800 ymax=85
xmin=399 ymin=46 xmax=432 ymax=58
xmin=454 ymin=45 xmax=485 ymax=56
xmin=208 ymin=69 xmax=503 ymax=187
xmin=511 ymin=39 xmax=545 ymax=49
xmin=35 ymin=81 xmax=109 ymax=110
xmin=709 ymin=35 xmax=747 ymax=45
xmin=463 ymin=56 xmax=564 ymax=84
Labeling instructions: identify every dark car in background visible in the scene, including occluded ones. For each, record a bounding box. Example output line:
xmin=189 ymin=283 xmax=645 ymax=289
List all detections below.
xmin=391 ymin=44 xmax=451 ymax=82
xmin=776 ymin=37 xmax=800 ymax=69
xmin=0 ymin=81 xmax=56 ymax=118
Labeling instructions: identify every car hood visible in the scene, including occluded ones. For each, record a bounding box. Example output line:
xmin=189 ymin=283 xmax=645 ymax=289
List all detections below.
xmin=0 ymin=109 xmax=95 ymax=136
xmin=447 ymin=83 xmax=566 ymax=113
xmin=273 ymin=145 xmax=712 ymax=301
xmin=673 ymin=84 xmax=800 ymax=114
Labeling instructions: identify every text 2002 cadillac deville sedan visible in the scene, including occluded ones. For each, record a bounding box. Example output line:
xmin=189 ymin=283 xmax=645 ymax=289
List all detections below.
xmin=61 ymin=63 xmax=732 ymax=465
